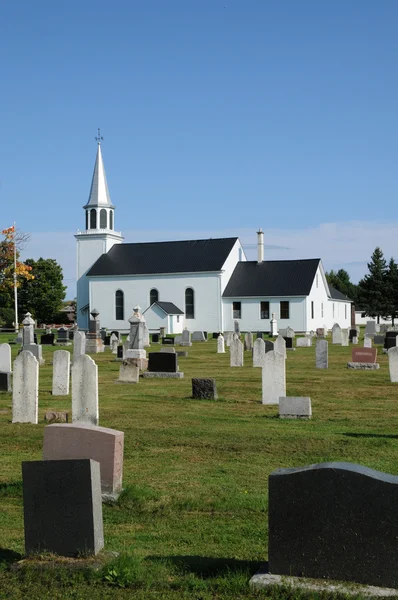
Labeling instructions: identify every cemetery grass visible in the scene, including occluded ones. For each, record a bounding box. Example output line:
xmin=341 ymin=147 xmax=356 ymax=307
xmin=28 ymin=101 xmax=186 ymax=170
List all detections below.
xmin=0 ymin=336 xmax=398 ymax=599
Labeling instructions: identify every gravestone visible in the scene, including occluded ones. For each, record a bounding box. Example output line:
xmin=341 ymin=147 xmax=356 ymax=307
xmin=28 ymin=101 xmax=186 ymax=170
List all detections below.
xmin=364 ymin=336 xmax=372 ymax=348
xmin=180 ymin=329 xmax=192 ymax=347
xmin=52 ymin=350 xmax=70 ymax=396
xmin=116 ymin=345 xmax=123 ymax=359
xmin=40 ymin=334 xmax=55 ymax=345
xmin=351 ymin=348 xmax=377 ymax=363
xmin=365 ymin=321 xmax=376 ymax=335
xmin=152 ymin=333 xmax=159 ymax=343
xmin=105 ymin=335 xmax=111 ymax=346
xmin=315 ymin=339 xmax=328 ymax=369
xmin=286 ymin=326 xmax=295 ymax=338
xmin=374 ymin=335 xmax=384 ymax=345
xmin=0 ymin=372 xmax=11 ymax=392
xmin=174 ymin=334 xmax=182 ymax=344
xmin=160 ymin=347 xmax=176 ymax=353
xmin=162 ymin=337 xmax=174 ymax=345
xmin=192 ymin=378 xmax=218 ymax=400
xmin=192 ymin=331 xmax=206 ymax=342
xmin=22 ymin=312 xmax=35 ymax=345
xmin=283 ymin=337 xmax=293 ymax=350
xmin=274 ymin=335 xmax=286 ymax=358
xmin=268 ymin=461 xmax=398 ymax=588
xmin=43 ymin=423 xmax=124 ymax=498
xmin=72 ymin=354 xmax=98 ymax=425
xmin=264 ymin=340 xmax=274 ymax=353
xmin=57 ymin=327 xmax=70 ymax=345
xmin=73 ymin=331 xmax=86 ymax=363
xmin=244 ymin=332 xmax=253 ymax=351
xmin=110 ymin=333 xmax=118 ymax=354
xmin=262 ymin=351 xmax=285 ymax=405
xmin=0 ymin=343 xmax=12 ymax=373
xmin=296 ymin=337 xmax=311 ymax=347
xmin=12 ymin=351 xmax=38 ymax=424
xmin=341 ymin=329 xmax=349 ymax=346
xmin=22 ymin=459 xmax=104 ymax=556
xmin=85 ymin=309 xmax=104 ymax=354
xmin=212 ymin=332 xmax=219 ymax=339
xmin=279 ymin=397 xmax=312 ymax=419
xmin=142 ymin=352 xmax=183 ymax=378
xmin=388 ymin=346 xmax=398 ymax=382
xmin=100 ymin=328 xmax=107 ymax=342
xmin=127 ymin=306 xmax=146 ymax=361
xmin=117 ymin=362 xmax=139 ymax=383
xmin=349 ymin=328 xmax=357 ymax=342
xmin=332 ymin=323 xmax=342 ymax=344
xmin=230 ymin=337 xmax=244 ymax=367
xmin=270 ymin=313 xmax=278 ymax=336
xmin=256 ymin=331 xmax=263 ymax=339
xmin=279 ymin=329 xmax=287 ymax=338
xmin=44 ymin=411 xmax=68 ymax=423
xmin=225 ymin=331 xmax=233 ymax=347
xmin=316 ymin=328 xmax=325 ymax=338
xmin=385 ymin=331 xmax=398 ymax=349
xmin=253 ymin=338 xmax=266 ymax=367
xmin=234 ymin=320 xmax=240 ymax=336
xmin=217 ymin=334 xmax=225 ymax=353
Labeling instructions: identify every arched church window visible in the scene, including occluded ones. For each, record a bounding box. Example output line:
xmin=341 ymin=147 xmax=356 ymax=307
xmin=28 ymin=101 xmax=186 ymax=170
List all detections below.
xmin=185 ymin=288 xmax=194 ymax=319
xmin=100 ymin=209 xmax=107 ymax=229
xmin=150 ymin=289 xmax=159 ymax=305
xmin=110 ymin=210 xmax=114 ymax=230
xmin=115 ymin=290 xmax=124 ymax=320
xmin=85 ymin=211 xmax=89 ymax=230
xmin=90 ymin=209 xmax=97 ymax=229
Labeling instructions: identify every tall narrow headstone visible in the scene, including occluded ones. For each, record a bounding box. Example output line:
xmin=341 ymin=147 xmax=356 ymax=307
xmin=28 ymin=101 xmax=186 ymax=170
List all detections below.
xmin=253 ymin=337 xmax=266 ymax=367
xmin=72 ymin=355 xmax=99 ymax=425
xmin=332 ymin=323 xmax=342 ymax=344
xmin=52 ymin=350 xmax=70 ymax=396
xmin=225 ymin=331 xmax=233 ymax=347
xmin=270 ymin=313 xmax=278 ymax=337
xmin=274 ymin=334 xmax=286 ymax=358
xmin=316 ymin=339 xmax=328 ymax=368
xmin=180 ymin=328 xmax=192 ymax=347
xmin=365 ymin=321 xmax=376 ymax=335
xmin=143 ymin=323 xmax=150 ymax=347
xmin=230 ymin=337 xmax=244 ymax=367
xmin=244 ymin=332 xmax=253 ymax=351
xmin=364 ymin=336 xmax=372 ymax=348
xmin=262 ymin=350 xmax=285 ymax=405
xmin=341 ymin=329 xmax=349 ymax=346
xmin=110 ymin=333 xmax=118 ymax=354
xmin=22 ymin=312 xmax=35 ymax=345
xmin=217 ymin=334 xmax=225 ymax=353
xmin=128 ymin=305 xmax=146 ymax=357
xmin=12 ymin=351 xmax=39 ymax=424
xmin=73 ymin=330 xmax=86 ymax=362
xmin=234 ymin=320 xmax=240 ymax=336
xmin=388 ymin=346 xmax=398 ymax=383
xmin=0 ymin=343 xmax=12 ymax=373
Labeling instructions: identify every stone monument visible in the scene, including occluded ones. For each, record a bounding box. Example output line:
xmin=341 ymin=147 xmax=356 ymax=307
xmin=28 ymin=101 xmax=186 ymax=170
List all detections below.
xmin=85 ymin=309 xmax=105 ymax=354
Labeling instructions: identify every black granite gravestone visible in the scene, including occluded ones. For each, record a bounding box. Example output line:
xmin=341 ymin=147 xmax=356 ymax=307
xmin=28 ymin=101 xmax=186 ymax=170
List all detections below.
xmin=22 ymin=459 xmax=103 ymax=557
xmin=374 ymin=335 xmax=385 ymax=344
xmin=68 ymin=330 xmax=74 ymax=340
xmin=256 ymin=332 xmax=264 ymax=339
xmin=269 ymin=462 xmax=398 ymax=588
xmin=349 ymin=329 xmax=357 ymax=341
xmin=57 ymin=328 xmax=68 ymax=342
xmin=151 ymin=333 xmax=159 ymax=343
xmin=385 ymin=331 xmax=398 ymax=349
xmin=162 ymin=337 xmax=174 ymax=345
xmin=148 ymin=352 xmax=178 ymax=373
xmin=117 ymin=345 xmax=123 ymax=359
xmin=212 ymin=332 xmax=219 ymax=339
xmin=110 ymin=331 xmax=119 ymax=338
xmin=105 ymin=335 xmax=111 ymax=346
xmin=283 ymin=337 xmax=293 ymax=349
xmin=0 ymin=372 xmax=11 ymax=392
xmin=192 ymin=378 xmax=217 ymax=400
xmin=33 ymin=334 xmax=38 ymax=344
xmin=264 ymin=340 xmax=274 ymax=353
xmin=40 ymin=334 xmax=55 ymax=345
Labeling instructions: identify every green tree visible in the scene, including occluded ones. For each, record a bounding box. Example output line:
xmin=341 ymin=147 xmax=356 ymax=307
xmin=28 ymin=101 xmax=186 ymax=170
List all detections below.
xmin=384 ymin=257 xmax=398 ymax=325
xmin=18 ymin=258 xmax=66 ymax=323
xmin=325 ymin=268 xmax=357 ymax=302
xmin=357 ymin=247 xmax=388 ymax=323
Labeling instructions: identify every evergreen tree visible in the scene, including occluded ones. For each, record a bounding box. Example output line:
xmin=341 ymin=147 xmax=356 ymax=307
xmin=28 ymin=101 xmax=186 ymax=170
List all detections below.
xmin=18 ymin=258 xmax=66 ymax=323
xmin=384 ymin=257 xmax=398 ymax=325
xmin=357 ymin=247 xmax=388 ymax=323
xmin=326 ymin=268 xmax=357 ymax=302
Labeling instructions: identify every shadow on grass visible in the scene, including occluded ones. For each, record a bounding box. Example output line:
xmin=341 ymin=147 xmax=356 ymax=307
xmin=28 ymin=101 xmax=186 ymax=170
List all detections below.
xmin=148 ymin=555 xmax=263 ymax=578
xmin=0 ymin=548 xmax=22 ymax=565
xmin=0 ymin=481 xmax=23 ymax=497
xmin=343 ymin=432 xmax=398 ymax=439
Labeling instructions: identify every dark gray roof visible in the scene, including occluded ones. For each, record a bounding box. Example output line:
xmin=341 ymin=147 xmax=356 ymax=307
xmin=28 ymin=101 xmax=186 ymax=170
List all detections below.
xmin=329 ymin=286 xmax=352 ymax=302
xmin=152 ymin=301 xmax=184 ymax=315
xmin=222 ymin=259 xmax=321 ymax=297
xmin=87 ymin=237 xmax=238 ymax=276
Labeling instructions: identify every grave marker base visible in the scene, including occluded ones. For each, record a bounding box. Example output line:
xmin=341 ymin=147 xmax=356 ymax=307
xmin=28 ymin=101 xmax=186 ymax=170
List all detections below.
xmin=347 ymin=362 xmax=380 ymax=370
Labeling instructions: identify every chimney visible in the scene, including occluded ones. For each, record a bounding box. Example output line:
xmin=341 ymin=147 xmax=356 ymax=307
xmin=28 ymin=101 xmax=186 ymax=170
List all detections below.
xmin=257 ymin=228 xmax=264 ymax=264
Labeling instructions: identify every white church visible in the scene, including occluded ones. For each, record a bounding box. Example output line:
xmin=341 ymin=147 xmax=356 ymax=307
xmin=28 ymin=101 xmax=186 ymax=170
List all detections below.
xmin=75 ymin=142 xmax=352 ymax=334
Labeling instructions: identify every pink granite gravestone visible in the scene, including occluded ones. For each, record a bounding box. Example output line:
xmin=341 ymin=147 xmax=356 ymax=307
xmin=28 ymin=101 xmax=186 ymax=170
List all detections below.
xmin=43 ymin=423 xmax=124 ymax=499
xmin=351 ymin=348 xmax=377 ymax=363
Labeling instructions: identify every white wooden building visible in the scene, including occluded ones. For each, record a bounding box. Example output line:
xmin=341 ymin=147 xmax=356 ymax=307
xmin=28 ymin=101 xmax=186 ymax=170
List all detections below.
xmin=75 ymin=143 xmax=352 ymax=333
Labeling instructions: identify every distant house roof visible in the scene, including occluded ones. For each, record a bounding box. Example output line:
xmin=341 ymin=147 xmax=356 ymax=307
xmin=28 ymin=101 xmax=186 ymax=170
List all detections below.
xmin=222 ymin=259 xmax=321 ymax=297
xmin=148 ymin=301 xmax=184 ymax=315
xmin=329 ymin=286 xmax=352 ymax=302
xmin=87 ymin=237 xmax=239 ymax=277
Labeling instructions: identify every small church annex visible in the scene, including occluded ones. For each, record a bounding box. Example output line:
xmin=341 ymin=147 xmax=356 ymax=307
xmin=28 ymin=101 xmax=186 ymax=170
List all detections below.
xmin=75 ymin=142 xmax=352 ymax=333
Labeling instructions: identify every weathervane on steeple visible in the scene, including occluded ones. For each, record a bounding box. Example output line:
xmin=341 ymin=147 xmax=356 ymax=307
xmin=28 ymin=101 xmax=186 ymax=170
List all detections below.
xmin=95 ymin=128 xmax=103 ymax=145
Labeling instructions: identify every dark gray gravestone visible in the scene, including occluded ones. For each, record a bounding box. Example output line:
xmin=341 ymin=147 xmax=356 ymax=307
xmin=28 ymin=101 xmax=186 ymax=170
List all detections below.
xmin=105 ymin=335 xmax=111 ymax=346
xmin=117 ymin=345 xmax=123 ymax=359
xmin=283 ymin=337 xmax=293 ymax=349
xmin=256 ymin=332 xmax=264 ymax=339
xmin=22 ymin=459 xmax=104 ymax=557
xmin=162 ymin=337 xmax=174 ymax=345
xmin=212 ymin=332 xmax=219 ymax=339
xmin=33 ymin=334 xmax=38 ymax=344
xmin=57 ymin=328 xmax=68 ymax=342
xmin=264 ymin=340 xmax=274 ymax=353
xmin=148 ymin=352 xmax=178 ymax=373
xmin=0 ymin=372 xmax=11 ymax=392
xmin=152 ymin=333 xmax=159 ymax=343
xmin=269 ymin=462 xmax=398 ymax=588
xmin=374 ymin=335 xmax=385 ymax=345
xmin=385 ymin=336 xmax=398 ymax=350
xmin=192 ymin=378 xmax=217 ymax=400
xmin=68 ymin=330 xmax=74 ymax=340
xmin=40 ymin=334 xmax=55 ymax=345
xmin=349 ymin=329 xmax=357 ymax=341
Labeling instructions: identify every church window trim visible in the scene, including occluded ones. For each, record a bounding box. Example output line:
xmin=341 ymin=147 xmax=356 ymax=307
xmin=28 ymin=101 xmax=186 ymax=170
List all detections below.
xmin=185 ymin=287 xmax=195 ymax=319
xmin=115 ymin=290 xmax=124 ymax=321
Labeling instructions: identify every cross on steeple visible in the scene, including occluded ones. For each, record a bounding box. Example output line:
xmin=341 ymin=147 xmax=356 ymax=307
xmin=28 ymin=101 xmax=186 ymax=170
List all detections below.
xmin=95 ymin=128 xmax=103 ymax=145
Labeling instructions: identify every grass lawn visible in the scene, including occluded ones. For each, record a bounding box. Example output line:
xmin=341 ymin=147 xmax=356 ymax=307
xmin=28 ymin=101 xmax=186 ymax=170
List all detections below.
xmin=0 ymin=333 xmax=397 ymax=599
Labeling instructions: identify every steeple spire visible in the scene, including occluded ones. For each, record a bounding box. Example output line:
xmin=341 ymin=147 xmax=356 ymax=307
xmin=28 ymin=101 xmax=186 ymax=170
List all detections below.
xmin=84 ymin=131 xmax=114 ymax=209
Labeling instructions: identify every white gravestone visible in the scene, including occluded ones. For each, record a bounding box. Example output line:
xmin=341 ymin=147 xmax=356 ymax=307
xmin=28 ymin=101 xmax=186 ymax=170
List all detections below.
xmin=73 ymin=330 xmax=86 ymax=362
xmin=316 ymin=339 xmax=328 ymax=369
xmin=52 ymin=350 xmax=70 ymax=396
xmin=253 ymin=337 xmax=266 ymax=367
xmin=72 ymin=355 xmax=99 ymax=425
xmin=0 ymin=343 xmax=12 ymax=373
xmin=296 ymin=337 xmax=312 ymax=347
xmin=143 ymin=324 xmax=150 ymax=347
xmin=244 ymin=332 xmax=253 ymax=351
xmin=262 ymin=350 xmax=286 ymax=405
xmin=234 ymin=320 xmax=240 ymax=335
xmin=270 ymin=313 xmax=278 ymax=337
xmin=274 ymin=334 xmax=286 ymax=358
xmin=22 ymin=312 xmax=35 ymax=345
xmin=388 ymin=347 xmax=398 ymax=383
xmin=286 ymin=326 xmax=295 ymax=338
xmin=217 ymin=334 xmax=225 ymax=353
xmin=180 ymin=329 xmax=192 ymax=347
xmin=230 ymin=337 xmax=244 ymax=367
xmin=117 ymin=362 xmax=139 ymax=383
xmin=279 ymin=397 xmax=312 ymax=419
xmin=341 ymin=329 xmax=349 ymax=346
xmin=12 ymin=351 xmax=38 ymax=424
xmin=110 ymin=334 xmax=118 ymax=354
xmin=364 ymin=336 xmax=372 ymax=348
xmin=225 ymin=332 xmax=233 ymax=347
xmin=128 ymin=306 xmax=147 ymax=359
xmin=332 ymin=324 xmax=342 ymax=344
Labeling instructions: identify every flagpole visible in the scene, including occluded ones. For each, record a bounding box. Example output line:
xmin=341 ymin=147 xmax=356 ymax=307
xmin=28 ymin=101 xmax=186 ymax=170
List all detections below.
xmin=13 ymin=223 xmax=18 ymax=333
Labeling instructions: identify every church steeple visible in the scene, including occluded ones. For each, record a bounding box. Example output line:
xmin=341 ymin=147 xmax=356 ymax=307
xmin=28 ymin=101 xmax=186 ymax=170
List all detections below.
xmin=83 ymin=130 xmax=115 ymax=231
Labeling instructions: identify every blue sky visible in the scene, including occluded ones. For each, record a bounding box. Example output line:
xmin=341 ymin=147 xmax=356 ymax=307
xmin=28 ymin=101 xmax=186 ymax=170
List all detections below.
xmin=1 ymin=0 xmax=398 ymax=297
